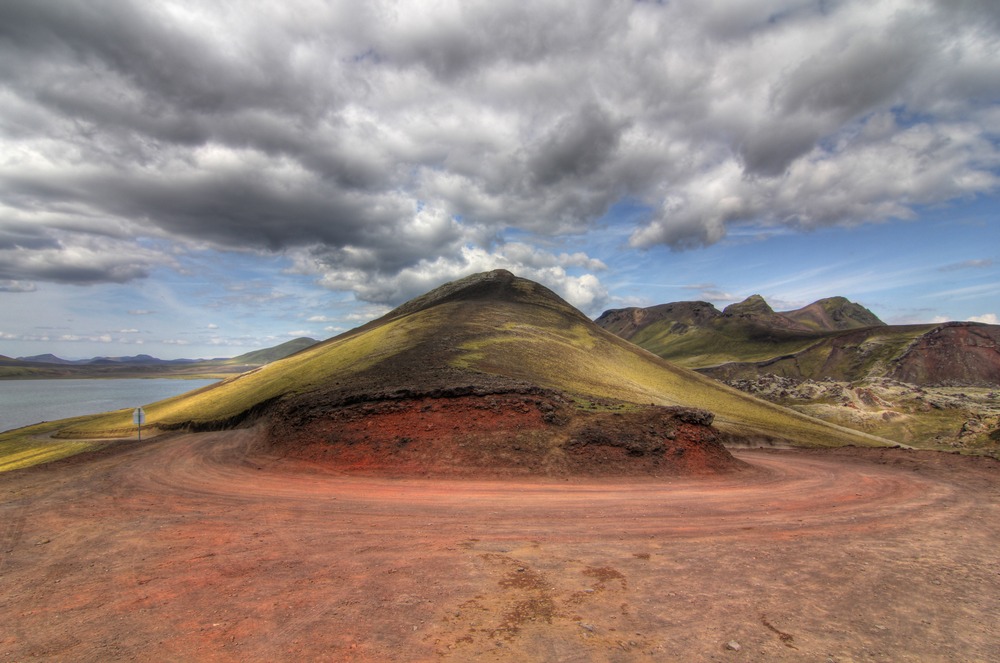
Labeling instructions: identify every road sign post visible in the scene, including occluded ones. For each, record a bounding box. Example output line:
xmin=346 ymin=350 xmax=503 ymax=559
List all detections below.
xmin=133 ymin=407 xmax=146 ymax=441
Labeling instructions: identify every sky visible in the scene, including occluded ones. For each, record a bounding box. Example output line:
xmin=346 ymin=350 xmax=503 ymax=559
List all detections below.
xmin=1 ymin=0 xmax=998 ymax=360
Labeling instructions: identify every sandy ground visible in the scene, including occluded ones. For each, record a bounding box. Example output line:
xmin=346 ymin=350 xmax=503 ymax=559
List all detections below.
xmin=1 ymin=429 xmax=998 ymax=662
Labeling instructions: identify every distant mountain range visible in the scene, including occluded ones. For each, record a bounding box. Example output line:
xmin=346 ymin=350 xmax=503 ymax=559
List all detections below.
xmin=16 ymin=353 xmax=206 ymax=366
xmin=596 ymin=296 xmax=1000 ymax=387
xmin=0 ymin=337 xmax=319 ymax=379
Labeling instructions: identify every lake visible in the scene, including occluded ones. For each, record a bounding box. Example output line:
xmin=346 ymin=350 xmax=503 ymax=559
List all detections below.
xmin=0 ymin=378 xmax=220 ymax=433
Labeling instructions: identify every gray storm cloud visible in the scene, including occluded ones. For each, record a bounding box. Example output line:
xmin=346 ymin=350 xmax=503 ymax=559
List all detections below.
xmin=0 ymin=0 xmax=997 ymax=305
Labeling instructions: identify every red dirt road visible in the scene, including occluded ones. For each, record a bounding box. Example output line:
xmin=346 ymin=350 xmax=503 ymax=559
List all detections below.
xmin=2 ymin=429 xmax=998 ymax=661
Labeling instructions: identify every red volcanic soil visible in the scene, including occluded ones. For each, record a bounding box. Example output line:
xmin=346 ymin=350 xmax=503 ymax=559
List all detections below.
xmin=265 ymin=393 xmax=738 ymax=477
xmin=2 ymin=431 xmax=999 ymax=661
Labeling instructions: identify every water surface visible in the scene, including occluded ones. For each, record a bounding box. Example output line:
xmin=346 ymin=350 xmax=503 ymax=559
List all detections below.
xmin=0 ymin=378 xmax=219 ymax=433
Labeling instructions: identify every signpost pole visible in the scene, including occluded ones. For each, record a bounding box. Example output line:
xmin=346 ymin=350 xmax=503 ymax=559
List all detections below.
xmin=133 ymin=407 xmax=146 ymax=442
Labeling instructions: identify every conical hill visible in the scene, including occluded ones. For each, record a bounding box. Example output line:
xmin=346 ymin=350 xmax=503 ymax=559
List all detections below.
xmin=58 ymin=270 xmax=891 ymax=475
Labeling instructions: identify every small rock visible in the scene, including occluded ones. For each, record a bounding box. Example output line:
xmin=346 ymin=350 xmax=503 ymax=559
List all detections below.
xmin=579 ymin=623 xmax=596 ymax=632
xmin=726 ymin=640 xmax=742 ymax=651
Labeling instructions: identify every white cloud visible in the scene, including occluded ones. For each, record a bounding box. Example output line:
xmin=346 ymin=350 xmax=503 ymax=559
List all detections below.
xmin=295 ymin=242 xmax=611 ymax=314
xmin=0 ymin=0 xmax=997 ymax=301
xmin=940 ymin=259 xmax=994 ymax=272
xmin=0 ymin=280 xmax=36 ymax=292
xmin=968 ymin=313 xmax=999 ymax=324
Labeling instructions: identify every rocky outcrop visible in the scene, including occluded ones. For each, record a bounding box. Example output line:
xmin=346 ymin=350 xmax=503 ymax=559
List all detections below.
xmin=889 ymin=323 xmax=1000 ymax=386
xmin=722 ymin=294 xmax=776 ymax=318
xmin=723 ymin=374 xmax=1000 ymax=450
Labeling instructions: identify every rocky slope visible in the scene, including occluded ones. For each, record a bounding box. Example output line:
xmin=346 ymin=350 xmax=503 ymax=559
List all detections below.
xmin=701 ymin=322 xmax=1000 ymax=387
xmin=597 ymin=295 xmax=1000 ymax=450
xmin=724 ymin=374 xmax=1000 ymax=454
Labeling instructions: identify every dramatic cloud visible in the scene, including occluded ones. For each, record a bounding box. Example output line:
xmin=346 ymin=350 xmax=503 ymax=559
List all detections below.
xmin=291 ymin=242 xmax=610 ymax=311
xmin=0 ymin=280 xmax=36 ymax=293
xmin=0 ymin=0 xmax=997 ymax=306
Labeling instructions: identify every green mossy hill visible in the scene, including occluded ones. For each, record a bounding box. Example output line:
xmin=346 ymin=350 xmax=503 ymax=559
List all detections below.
xmin=597 ymin=294 xmax=885 ymax=347
xmin=595 ymin=295 xmax=1000 ymax=387
xmin=221 ymin=337 xmax=319 ymax=365
xmin=698 ymin=322 xmax=1000 ymax=387
xmin=598 ymin=292 xmax=999 ymax=386
xmin=784 ymin=297 xmax=885 ymax=332
xmin=53 ymin=270 xmax=889 ymax=449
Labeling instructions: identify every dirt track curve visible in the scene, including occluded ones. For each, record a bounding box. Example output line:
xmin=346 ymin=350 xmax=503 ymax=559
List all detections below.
xmin=2 ymin=429 xmax=998 ymax=662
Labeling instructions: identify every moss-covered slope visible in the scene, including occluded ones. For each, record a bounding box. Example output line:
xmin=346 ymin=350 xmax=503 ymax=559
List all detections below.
xmin=53 ymin=270 xmax=888 ymax=449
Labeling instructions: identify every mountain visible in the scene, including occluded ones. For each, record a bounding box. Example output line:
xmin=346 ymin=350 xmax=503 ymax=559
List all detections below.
xmin=783 ymin=296 xmax=885 ymax=331
xmin=595 ymin=295 xmax=1000 ymax=387
xmin=701 ymin=321 xmax=1000 ymax=386
xmin=598 ymin=295 xmax=884 ymax=340
xmin=89 ymin=354 xmax=171 ymax=365
xmin=596 ymin=297 xmax=825 ymax=369
xmin=16 ymin=353 xmax=81 ymax=364
xmin=222 ymin=337 xmax=318 ymax=366
xmin=2 ymin=338 xmax=318 ymax=379
xmin=56 ymin=270 xmax=890 ymax=477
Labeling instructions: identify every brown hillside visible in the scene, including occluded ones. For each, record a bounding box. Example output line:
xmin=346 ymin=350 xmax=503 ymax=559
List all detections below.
xmin=784 ymin=296 xmax=885 ymax=331
xmin=890 ymin=322 xmax=1000 ymax=385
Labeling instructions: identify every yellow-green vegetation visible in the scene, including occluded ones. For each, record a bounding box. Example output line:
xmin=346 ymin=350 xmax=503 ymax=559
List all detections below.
xmin=632 ymin=321 xmax=820 ymax=368
xmin=449 ymin=301 xmax=889 ymax=448
xmin=796 ymin=402 xmax=971 ymax=450
xmin=0 ymin=420 xmax=111 ymax=472
xmin=740 ymin=326 xmax=933 ymax=381
xmin=29 ymin=270 xmax=892 ymax=461
xmin=630 ymin=317 xmax=938 ymax=383
xmin=54 ymin=314 xmax=433 ymax=438
xmin=767 ymin=384 xmax=1000 ymax=455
